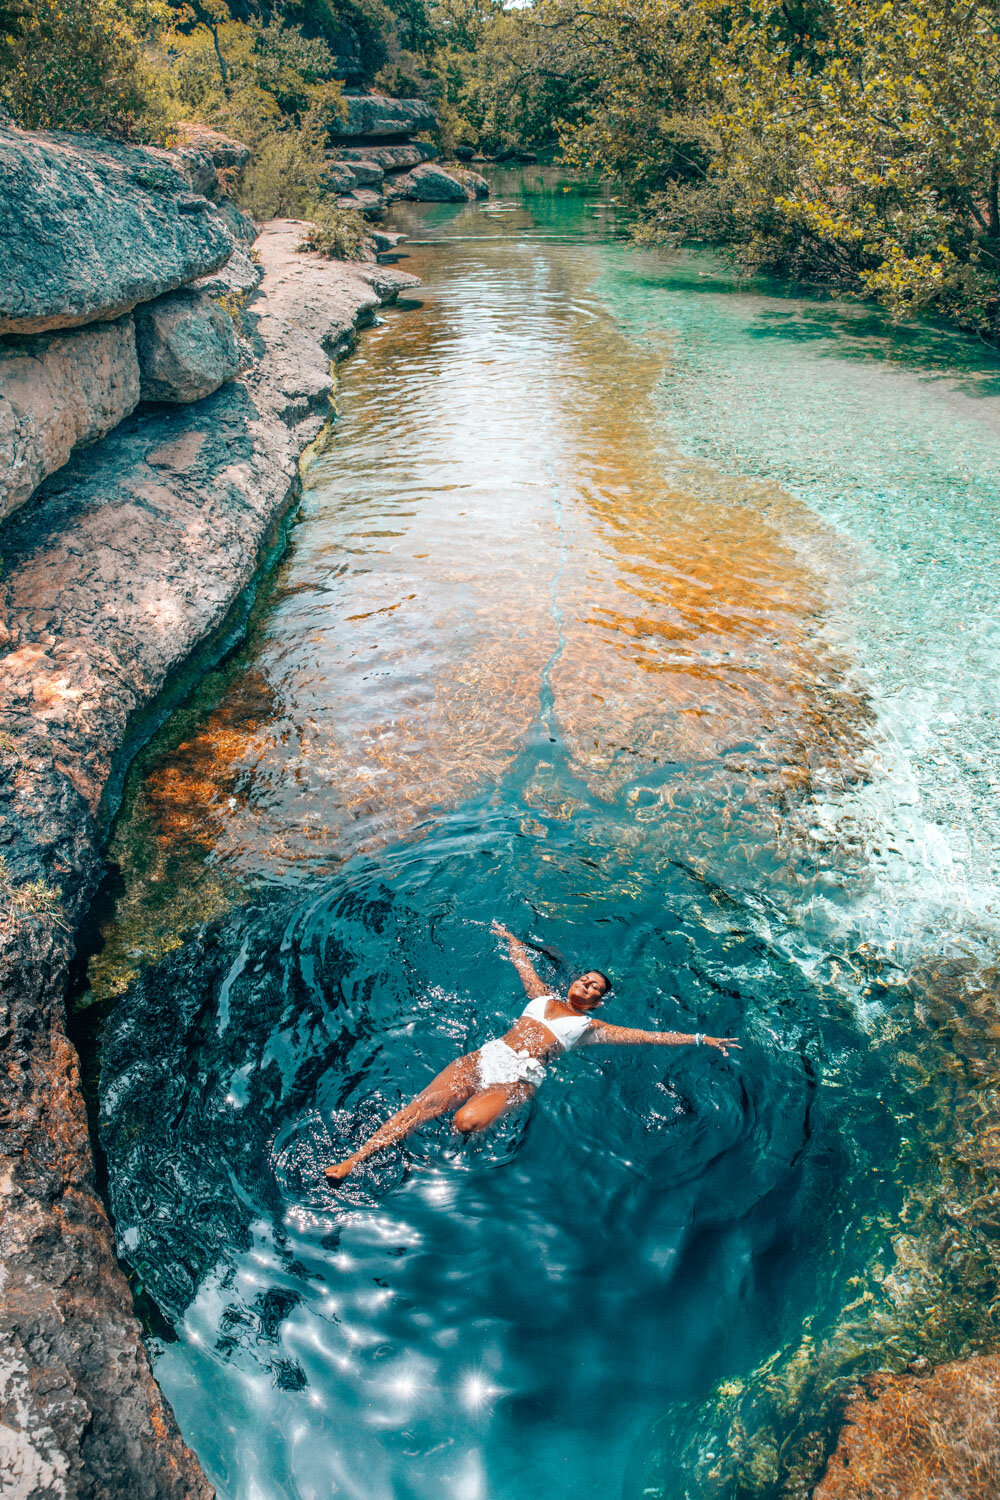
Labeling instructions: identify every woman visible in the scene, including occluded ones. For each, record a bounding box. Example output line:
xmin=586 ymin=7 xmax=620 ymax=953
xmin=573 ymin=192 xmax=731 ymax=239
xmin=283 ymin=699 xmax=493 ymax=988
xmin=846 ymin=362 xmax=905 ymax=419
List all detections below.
xmin=324 ymin=922 xmax=739 ymax=1182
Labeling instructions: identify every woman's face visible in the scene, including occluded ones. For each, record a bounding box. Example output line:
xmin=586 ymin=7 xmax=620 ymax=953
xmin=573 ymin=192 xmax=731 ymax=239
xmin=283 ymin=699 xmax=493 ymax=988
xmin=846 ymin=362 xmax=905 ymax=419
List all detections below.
xmin=567 ymin=972 xmax=610 ymax=1010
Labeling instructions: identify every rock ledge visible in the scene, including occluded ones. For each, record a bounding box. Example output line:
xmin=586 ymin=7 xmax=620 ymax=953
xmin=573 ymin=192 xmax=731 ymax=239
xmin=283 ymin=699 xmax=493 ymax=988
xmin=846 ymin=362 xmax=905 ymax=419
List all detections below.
xmin=0 ymin=221 xmax=418 ymax=1499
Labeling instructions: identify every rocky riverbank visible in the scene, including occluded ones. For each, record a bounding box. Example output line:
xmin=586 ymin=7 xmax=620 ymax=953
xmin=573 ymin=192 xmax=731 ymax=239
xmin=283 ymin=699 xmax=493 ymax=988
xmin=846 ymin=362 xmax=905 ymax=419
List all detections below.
xmin=0 ymin=118 xmax=416 ymax=1497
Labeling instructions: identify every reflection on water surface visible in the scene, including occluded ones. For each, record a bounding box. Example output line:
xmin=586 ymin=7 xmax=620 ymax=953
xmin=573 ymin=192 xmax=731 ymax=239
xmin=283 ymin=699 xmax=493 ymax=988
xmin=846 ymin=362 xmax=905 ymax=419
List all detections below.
xmin=86 ymin=171 xmax=1000 ymax=1499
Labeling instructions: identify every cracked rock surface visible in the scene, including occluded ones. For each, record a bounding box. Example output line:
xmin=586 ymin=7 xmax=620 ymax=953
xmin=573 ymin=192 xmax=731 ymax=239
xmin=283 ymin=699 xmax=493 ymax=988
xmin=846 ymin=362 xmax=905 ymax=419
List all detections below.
xmin=0 ymin=126 xmax=234 ymax=335
xmin=135 ymin=289 xmax=240 ymax=404
xmin=0 ymin=317 xmax=140 ymax=523
xmin=0 ymin=218 xmax=418 ymax=1499
xmin=814 ymin=1352 xmax=1000 ymax=1500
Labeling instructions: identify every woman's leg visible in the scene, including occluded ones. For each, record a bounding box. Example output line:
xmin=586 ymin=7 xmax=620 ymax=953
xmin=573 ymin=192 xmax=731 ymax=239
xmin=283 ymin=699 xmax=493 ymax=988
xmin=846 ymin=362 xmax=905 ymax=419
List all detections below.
xmin=452 ymin=1082 xmax=535 ymax=1135
xmin=325 ymin=1054 xmax=477 ymax=1182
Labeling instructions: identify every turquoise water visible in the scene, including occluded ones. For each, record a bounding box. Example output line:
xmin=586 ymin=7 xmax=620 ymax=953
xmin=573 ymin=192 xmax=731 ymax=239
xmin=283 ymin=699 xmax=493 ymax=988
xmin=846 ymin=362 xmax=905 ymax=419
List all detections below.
xmin=88 ymin=172 xmax=1000 ymax=1499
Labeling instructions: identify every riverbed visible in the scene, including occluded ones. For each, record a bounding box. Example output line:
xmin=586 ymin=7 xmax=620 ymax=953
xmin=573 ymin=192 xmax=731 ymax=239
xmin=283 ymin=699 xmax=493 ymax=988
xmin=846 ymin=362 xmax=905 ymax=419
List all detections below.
xmin=82 ymin=170 xmax=1000 ymax=1499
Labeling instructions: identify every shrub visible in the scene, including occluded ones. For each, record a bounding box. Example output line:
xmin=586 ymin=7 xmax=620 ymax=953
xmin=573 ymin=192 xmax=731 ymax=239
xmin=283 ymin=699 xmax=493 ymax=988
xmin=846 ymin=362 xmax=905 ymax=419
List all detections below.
xmin=297 ymin=205 xmax=371 ymax=258
xmin=0 ymin=0 xmax=157 ymax=134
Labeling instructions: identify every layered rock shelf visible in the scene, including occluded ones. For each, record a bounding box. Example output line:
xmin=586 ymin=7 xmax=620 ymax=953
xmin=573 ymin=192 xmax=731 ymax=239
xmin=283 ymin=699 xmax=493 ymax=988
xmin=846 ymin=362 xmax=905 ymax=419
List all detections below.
xmin=0 ymin=112 xmax=417 ymax=1497
xmin=325 ymin=91 xmax=488 ymax=215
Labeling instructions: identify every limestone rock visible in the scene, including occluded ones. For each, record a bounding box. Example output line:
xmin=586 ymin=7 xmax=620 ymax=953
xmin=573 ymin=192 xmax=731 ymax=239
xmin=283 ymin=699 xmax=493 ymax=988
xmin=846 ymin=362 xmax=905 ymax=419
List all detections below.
xmin=393 ymin=161 xmax=471 ymax=202
xmin=171 ymin=122 xmax=251 ymax=174
xmin=330 ymin=92 xmax=436 ymax=140
xmin=0 ymin=220 xmax=417 ymax=1499
xmin=0 ymin=125 xmax=234 ymax=336
xmin=135 ymin=288 xmax=240 ymax=404
xmin=191 ymin=244 xmax=263 ymax=301
xmin=814 ymin=1351 xmax=1000 ymax=1499
xmin=214 ymin=196 xmax=258 ymax=246
xmin=336 ymin=187 xmax=387 ymax=217
xmin=0 ymin=316 xmax=140 ymax=522
xmin=346 ymin=158 xmax=385 ymax=187
xmin=456 ymin=166 xmax=489 ymax=198
xmin=371 ymin=228 xmax=406 ymax=253
xmin=336 ymin=142 xmax=436 ymax=170
xmin=324 ymin=162 xmax=357 ymax=194
xmin=168 ymin=145 xmax=217 ymax=199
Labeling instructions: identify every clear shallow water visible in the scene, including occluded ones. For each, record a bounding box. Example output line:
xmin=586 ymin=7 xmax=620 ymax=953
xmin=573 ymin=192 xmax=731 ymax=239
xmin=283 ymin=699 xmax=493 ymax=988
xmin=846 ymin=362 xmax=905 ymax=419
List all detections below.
xmin=86 ymin=172 xmax=1000 ymax=1499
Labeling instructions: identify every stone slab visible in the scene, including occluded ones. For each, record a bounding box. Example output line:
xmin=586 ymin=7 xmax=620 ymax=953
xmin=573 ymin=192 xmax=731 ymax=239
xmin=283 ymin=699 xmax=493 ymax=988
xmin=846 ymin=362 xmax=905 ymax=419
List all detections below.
xmin=0 ymin=125 xmax=234 ymax=335
xmin=0 ymin=219 xmax=417 ymax=1498
xmin=0 ymin=316 xmax=140 ymax=523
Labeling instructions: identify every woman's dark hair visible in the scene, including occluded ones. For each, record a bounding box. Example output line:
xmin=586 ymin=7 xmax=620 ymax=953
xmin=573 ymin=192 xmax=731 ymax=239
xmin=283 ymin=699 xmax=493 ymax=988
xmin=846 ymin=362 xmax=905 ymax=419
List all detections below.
xmin=523 ymin=937 xmax=613 ymax=996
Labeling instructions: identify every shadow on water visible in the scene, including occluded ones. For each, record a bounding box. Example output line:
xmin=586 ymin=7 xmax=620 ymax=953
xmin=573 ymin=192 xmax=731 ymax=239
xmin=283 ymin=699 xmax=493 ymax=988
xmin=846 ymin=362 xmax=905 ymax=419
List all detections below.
xmin=82 ymin=167 xmax=1000 ymax=1499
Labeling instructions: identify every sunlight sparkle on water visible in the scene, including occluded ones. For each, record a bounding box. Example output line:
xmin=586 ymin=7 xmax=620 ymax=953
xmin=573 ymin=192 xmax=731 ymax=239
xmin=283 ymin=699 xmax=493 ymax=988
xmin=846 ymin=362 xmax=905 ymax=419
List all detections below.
xmin=461 ymin=1372 xmax=501 ymax=1410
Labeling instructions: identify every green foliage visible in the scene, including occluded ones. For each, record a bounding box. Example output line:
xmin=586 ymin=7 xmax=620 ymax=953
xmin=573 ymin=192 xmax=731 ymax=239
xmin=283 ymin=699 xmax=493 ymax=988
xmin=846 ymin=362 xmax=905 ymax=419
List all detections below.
xmin=0 ymin=0 xmax=161 ymax=134
xmin=297 ymin=204 xmax=371 ymax=256
xmin=713 ymin=0 xmax=1000 ymax=335
xmin=470 ymin=0 xmax=1000 ymax=340
xmin=236 ymin=121 xmax=329 ymax=213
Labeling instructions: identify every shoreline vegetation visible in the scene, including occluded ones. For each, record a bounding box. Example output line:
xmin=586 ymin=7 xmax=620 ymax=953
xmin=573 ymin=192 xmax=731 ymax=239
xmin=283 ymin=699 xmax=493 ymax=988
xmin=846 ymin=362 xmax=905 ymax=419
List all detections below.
xmin=1 ymin=0 xmax=999 ymax=334
xmin=1 ymin=0 xmax=1000 ymax=1494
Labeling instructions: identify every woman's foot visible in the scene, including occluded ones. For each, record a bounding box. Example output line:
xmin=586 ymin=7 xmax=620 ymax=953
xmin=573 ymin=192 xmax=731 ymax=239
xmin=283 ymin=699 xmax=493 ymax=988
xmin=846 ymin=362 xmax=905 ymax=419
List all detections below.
xmin=324 ymin=1156 xmax=358 ymax=1183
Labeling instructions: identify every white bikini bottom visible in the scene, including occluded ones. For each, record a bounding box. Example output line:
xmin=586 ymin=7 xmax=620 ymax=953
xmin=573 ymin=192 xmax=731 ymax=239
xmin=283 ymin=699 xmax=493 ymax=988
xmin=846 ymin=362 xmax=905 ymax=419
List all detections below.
xmin=475 ymin=1038 xmax=546 ymax=1090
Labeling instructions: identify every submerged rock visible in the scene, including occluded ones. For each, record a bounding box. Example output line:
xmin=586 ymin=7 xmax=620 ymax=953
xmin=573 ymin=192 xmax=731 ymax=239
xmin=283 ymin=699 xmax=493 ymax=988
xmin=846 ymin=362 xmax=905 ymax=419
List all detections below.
xmin=0 ymin=125 xmax=234 ymax=335
xmin=0 ymin=315 xmax=140 ymax=522
xmin=814 ymin=1352 xmax=1000 ymax=1498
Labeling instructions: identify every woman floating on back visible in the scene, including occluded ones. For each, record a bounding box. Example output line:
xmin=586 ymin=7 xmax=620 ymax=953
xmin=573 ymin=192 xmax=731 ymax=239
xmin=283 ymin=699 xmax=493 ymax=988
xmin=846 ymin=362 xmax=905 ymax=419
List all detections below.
xmin=324 ymin=922 xmax=740 ymax=1182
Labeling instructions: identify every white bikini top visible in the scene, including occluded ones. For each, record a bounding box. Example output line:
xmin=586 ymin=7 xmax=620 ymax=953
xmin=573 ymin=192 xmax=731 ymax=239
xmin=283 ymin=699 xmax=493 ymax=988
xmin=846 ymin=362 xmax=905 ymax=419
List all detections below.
xmin=521 ymin=995 xmax=593 ymax=1050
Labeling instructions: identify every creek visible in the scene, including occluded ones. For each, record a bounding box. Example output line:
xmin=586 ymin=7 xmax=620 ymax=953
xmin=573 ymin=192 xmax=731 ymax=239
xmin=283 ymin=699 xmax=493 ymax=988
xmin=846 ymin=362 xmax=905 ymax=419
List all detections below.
xmin=82 ymin=169 xmax=1000 ymax=1500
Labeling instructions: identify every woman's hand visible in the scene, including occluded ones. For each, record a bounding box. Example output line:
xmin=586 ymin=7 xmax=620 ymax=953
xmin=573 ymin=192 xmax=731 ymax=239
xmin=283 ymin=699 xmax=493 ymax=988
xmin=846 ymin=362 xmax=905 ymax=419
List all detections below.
xmin=701 ymin=1035 xmax=741 ymax=1057
xmin=491 ymin=920 xmax=514 ymax=941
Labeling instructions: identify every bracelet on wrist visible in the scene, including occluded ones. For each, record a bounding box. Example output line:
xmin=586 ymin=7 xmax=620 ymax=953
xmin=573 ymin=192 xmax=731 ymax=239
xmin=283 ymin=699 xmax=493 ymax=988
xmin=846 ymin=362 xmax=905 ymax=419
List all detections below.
xmin=694 ymin=1033 xmax=705 ymax=1046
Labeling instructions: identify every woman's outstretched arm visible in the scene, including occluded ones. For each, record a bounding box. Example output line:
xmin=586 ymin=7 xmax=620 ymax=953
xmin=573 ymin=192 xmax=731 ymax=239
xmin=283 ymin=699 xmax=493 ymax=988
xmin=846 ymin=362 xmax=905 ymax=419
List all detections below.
xmin=585 ymin=1021 xmax=740 ymax=1057
xmin=491 ymin=921 xmax=549 ymax=999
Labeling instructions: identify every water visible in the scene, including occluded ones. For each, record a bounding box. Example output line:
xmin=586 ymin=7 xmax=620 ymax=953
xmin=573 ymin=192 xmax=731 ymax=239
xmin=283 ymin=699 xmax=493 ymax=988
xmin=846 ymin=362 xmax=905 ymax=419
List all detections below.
xmin=84 ymin=171 xmax=1000 ymax=1499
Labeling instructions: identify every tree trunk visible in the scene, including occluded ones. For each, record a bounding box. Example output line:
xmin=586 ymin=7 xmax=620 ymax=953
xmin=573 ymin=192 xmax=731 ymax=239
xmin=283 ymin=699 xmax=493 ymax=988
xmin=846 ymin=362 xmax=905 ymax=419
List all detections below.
xmin=208 ymin=21 xmax=230 ymax=95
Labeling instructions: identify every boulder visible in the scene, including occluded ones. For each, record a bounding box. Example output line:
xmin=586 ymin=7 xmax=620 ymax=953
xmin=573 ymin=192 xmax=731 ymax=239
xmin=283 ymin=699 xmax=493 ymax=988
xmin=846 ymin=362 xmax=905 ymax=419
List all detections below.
xmin=214 ymin=196 xmax=258 ymax=245
xmin=191 ymin=244 xmax=262 ymax=300
xmin=168 ymin=145 xmax=218 ymax=199
xmin=0 ymin=316 xmax=140 ymax=523
xmin=171 ymin=122 xmax=251 ymax=174
xmin=336 ymin=188 xmax=387 ymax=217
xmin=324 ymin=162 xmax=357 ymax=194
xmin=455 ymin=166 xmax=489 ymax=198
xmin=393 ymin=161 xmax=471 ymax=202
xmin=330 ymin=92 xmax=436 ymax=141
xmin=346 ymin=158 xmax=385 ymax=187
xmin=0 ymin=125 xmax=234 ymax=335
xmin=135 ymin=288 xmax=240 ymax=404
xmin=336 ymin=143 xmax=437 ymax=170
